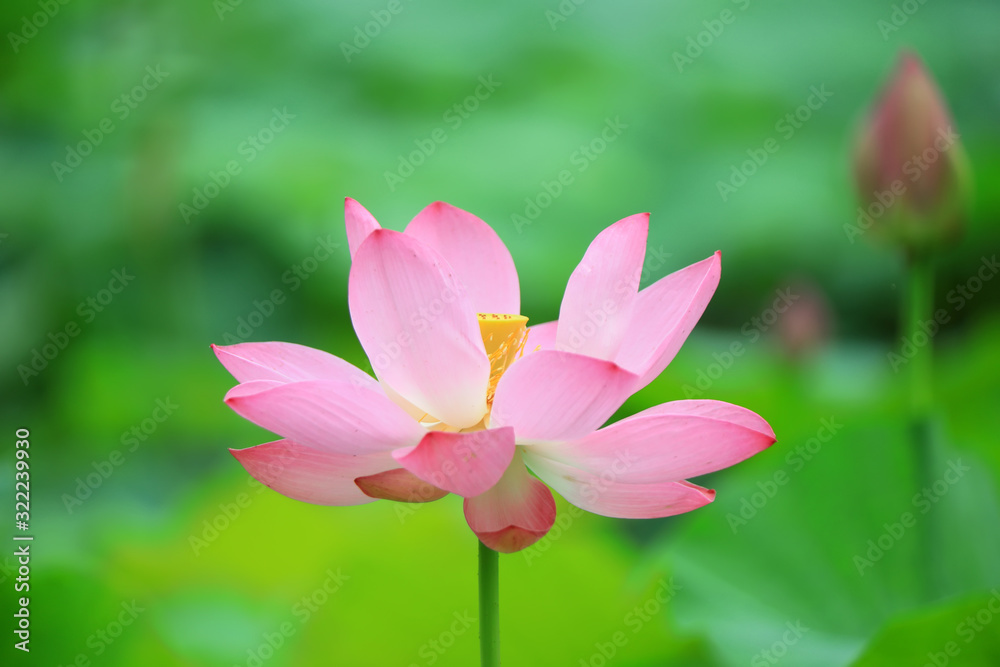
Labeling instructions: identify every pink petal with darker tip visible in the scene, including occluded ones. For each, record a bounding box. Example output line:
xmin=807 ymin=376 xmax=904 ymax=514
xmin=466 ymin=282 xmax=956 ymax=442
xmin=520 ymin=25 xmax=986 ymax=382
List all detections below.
xmin=345 ymin=197 xmax=382 ymax=259
xmin=556 ymin=213 xmax=648 ymax=360
xmin=615 ymin=251 xmax=721 ymax=389
xmin=224 ymin=379 xmax=424 ymax=455
xmin=524 ymin=454 xmax=715 ymax=519
xmin=349 ymin=228 xmax=490 ymax=428
xmin=231 ymin=439 xmax=395 ymax=506
xmin=405 ymin=201 xmax=520 ymax=315
xmin=212 ymin=341 xmax=376 ymax=387
xmin=529 ymin=399 xmax=776 ymax=484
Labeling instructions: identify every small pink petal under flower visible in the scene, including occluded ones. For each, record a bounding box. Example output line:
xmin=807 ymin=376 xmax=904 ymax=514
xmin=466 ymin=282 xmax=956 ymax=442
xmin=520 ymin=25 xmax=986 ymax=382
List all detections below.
xmin=405 ymin=201 xmax=520 ymax=315
xmin=491 ymin=350 xmax=638 ymax=442
xmin=212 ymin=342 xmax=377 ymax=387
xmin=523 ymin=454 xmax=716 ymax=519
xmin=231 ymin=439 xmax=395 ymax=506
xmin=345 ymin=197 xmax=382 ymax=259
xmin=392 ymin=427 xmax=516 ymax=498
xmin=529 ymin=399 xmax=776 ymax=484
xmin=225 ymin=379 xmax=424 ymax=454
xmin=355 ymin=468 xmax=449 ymax=503
xmin=615 ymin=251 xmax=721 ymax=389
xmin=556 ymin=213 xmax=648 ymax=360
xmin=463 ymin=457 xmax=556 ymax=553
xmin=348 ymin=228 xmax=490 ymax=429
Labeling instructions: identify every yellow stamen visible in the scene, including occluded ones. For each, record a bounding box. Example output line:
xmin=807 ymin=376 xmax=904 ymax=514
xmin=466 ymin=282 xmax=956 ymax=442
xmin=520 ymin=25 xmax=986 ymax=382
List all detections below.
xmin=477 ymin=313 xmax=528 ymax=406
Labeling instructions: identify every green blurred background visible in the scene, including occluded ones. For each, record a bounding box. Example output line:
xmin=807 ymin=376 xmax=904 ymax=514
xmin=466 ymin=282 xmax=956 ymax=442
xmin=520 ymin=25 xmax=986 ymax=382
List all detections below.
xmin=2 ymin=0 xmax=999 ymax=664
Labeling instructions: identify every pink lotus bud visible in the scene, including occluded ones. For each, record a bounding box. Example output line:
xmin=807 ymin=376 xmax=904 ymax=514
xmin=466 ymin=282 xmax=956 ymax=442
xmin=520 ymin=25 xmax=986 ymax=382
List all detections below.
xmin=777 ymin=280 xmax=831 ymax=361
xmin=852 ymin=52 xmax=970 ymax=251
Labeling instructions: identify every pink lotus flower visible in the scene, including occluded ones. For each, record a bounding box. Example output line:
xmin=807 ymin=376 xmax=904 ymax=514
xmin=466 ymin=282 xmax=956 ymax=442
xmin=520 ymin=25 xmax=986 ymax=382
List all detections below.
xmin=213 ymin=198 xmax=775 ymax=553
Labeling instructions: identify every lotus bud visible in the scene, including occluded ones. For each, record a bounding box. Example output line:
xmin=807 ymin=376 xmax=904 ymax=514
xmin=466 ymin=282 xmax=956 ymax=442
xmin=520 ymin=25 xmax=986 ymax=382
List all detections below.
xmin=851 ymin=52 xmax=971 ymax=252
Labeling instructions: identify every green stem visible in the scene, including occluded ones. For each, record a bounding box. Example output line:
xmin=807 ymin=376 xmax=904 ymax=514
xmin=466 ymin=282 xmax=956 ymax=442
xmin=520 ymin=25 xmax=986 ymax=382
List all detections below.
xmin=478 ymin=541 xmax=500 ymax=667
xmin=905 ymin=254 xmax=937 ymax=599
xmin=906 ymin=256 xmax=934 ymax=417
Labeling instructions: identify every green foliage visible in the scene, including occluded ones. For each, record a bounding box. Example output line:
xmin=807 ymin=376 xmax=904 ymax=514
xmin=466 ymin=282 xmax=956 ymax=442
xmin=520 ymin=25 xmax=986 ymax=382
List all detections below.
xmin=1 ymin=0 xmax=998 ymax=664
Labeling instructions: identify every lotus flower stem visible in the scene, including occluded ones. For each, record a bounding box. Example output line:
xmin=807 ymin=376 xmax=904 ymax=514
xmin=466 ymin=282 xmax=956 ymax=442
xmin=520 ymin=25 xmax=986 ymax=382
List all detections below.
xmin=906 ymin=256 xmax=934 ymax=416
xmin=478 ymin=541 xmax=501 ymax=666
xmin=905 ymin=254 xmax=939 ymax=599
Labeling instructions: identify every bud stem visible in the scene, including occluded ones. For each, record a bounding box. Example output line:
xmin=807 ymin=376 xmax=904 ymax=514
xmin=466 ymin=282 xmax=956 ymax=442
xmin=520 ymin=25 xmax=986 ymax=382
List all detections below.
xmin=478 ymin=540 xmax=501 ymax=666
xmin=905 ymin=256 xmax=934 ymax=416
xmin=905 ymin=254 xmax=941 ymax=600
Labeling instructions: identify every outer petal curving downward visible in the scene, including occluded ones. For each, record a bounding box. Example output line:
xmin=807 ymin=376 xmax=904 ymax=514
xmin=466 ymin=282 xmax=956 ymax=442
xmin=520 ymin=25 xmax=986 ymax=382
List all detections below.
xmin=231 ymin=439 xmax=395 ymax=506
xmin=405 ymin=201 xmax=520 ymax=315
xmin=349 ymin=229 xmax=491 ymax=428
xmin=354 ymin=468 xmax=449 ymax=503
xmin=615 ymin=252 xmax=721 ymax=390
xmin=556 ymin=213 xmax=648 ymax=360
xmin=392 ymin=427 xmax=516 ymax=498
xmin=523 ymin=454 xmax=716 ymax=519
xmin=464 ymin=454 xmax=556 ymax=553
xmin=528 ymin=400 xmax=776 ymax=484
xmin=212 ymin=342 xmax=377 ymax=388
xmin=490 ymin=350 xmax=638 ymax=442
xmin=225 ymin=379 xmax=425 ymax=454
